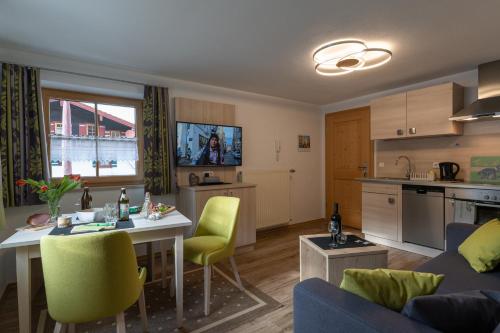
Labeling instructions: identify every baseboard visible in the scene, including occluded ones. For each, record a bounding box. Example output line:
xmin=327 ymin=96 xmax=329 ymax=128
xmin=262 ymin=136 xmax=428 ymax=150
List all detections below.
xmin=364 ymin=234 xmax=443 ymax=258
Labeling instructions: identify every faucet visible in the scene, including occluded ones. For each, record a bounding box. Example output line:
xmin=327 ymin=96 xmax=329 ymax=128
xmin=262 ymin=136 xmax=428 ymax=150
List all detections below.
xmin=395 ymin=155 xmax=413 ymax=179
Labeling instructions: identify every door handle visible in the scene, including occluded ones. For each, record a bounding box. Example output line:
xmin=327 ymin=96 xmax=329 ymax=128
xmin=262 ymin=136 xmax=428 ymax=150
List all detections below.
xmin=396 ymin=129 xmax=404 ymax=136
xmin=388 ymin=197 xmax=395 ymax=204
xmin=409 ymin=127 xmax=416 ymax=135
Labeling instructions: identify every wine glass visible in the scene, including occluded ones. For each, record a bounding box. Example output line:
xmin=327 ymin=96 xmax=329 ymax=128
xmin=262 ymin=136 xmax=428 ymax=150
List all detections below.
xmin=328 ymin=220 xmax=340 ymax=248
xmin=336 ymin=232 xmax=348 ymax=245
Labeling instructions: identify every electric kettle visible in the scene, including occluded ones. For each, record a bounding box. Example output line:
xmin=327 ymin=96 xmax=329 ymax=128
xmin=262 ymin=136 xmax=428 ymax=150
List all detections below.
xmin=439 ymin=162 xmax=460 ymax=180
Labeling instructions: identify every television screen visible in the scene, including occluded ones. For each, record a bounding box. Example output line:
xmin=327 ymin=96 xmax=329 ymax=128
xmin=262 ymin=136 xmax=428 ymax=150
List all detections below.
xmin=176 ymin=122 xmax=242 ymax=167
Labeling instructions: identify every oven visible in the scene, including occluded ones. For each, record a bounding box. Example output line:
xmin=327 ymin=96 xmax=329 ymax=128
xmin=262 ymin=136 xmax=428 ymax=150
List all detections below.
xmin=445 ymin=187 xmax=500 ymax=227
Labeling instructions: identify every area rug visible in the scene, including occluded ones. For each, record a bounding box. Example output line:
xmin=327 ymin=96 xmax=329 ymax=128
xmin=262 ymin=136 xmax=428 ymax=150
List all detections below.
xmin=34 ymin=266 xmax=282 ymax=332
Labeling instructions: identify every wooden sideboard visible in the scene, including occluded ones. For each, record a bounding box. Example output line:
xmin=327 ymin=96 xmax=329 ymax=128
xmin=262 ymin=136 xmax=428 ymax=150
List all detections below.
xmin=176 ymin=183 xmax=257 ymax=248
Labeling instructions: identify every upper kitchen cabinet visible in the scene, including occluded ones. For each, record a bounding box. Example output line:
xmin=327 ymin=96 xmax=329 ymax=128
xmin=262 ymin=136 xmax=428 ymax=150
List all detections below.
xmin=406 ymin=83 xmax=464 ymax=137
xmin=370 ymin=82 xmax=464 ymax=140
xmin=371 ymin=92 xmax=407 ymax=140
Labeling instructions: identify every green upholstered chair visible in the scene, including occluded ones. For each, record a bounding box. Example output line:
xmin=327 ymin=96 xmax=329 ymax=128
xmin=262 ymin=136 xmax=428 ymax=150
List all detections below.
xmin=183 ymin=196 xmax=244 ymax=316
xmin=40 ymin=231 xmax=148 ymax=333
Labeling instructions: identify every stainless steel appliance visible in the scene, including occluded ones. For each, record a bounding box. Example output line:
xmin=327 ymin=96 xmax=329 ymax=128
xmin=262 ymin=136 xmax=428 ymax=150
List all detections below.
xmin=439 ymin=162 xmax=460 ymax=180
xmin=403 ymin=185 xmax=445 ymax=250
xmin=445 ymin=187 xmax=500 ymax=226
xmin=450 ymin=60 xmax=500 ymax=121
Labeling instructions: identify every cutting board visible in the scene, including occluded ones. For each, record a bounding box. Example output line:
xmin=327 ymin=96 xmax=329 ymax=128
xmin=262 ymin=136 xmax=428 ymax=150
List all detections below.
xmin=470 ymin=156 xmax=500 ymax=184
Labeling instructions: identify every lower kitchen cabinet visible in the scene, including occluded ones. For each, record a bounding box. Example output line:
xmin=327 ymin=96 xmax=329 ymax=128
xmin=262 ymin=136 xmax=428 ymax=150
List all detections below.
xmin=361 ymin=183 xmax=402 ymax=241
xmin=176 ymin=183 xmax=257 ymax=248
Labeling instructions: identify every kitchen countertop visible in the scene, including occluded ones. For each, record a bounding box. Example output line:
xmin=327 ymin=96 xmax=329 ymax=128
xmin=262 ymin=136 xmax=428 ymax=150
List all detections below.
xmin=357 ymin=177 xmax=500 ymax=190
xmin=179 ymin=182 xmax=256 ymax=191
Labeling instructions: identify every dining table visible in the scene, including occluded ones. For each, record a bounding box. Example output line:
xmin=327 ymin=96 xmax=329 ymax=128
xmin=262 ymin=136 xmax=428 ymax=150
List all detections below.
xmin=0 ymin=210 xmax=192 ymax=333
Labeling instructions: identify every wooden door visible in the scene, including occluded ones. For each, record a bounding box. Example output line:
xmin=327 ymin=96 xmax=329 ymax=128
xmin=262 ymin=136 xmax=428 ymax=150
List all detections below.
xmin=406 ymin=83 xmax=463 ymax=137
xmin=325 ymin=107 xmax=373 ymax=229
xmin=370 ymin=93 xmax=407 ymax=139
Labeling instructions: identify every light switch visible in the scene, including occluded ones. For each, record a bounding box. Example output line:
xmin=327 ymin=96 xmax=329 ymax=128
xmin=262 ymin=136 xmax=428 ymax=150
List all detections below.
xmin=378 ymin=162 xmax=385 ymax=167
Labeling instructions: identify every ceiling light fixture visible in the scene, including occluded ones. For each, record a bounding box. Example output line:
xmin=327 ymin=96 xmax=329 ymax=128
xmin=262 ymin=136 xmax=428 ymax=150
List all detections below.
xmin=313 ymin=39 xmax=392 ymax=76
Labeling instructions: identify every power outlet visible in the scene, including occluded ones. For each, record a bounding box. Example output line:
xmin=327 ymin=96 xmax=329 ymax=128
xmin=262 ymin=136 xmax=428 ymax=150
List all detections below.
xmin=378 ymin=162 xmax=385 ymax=167
xmin=432 ymin=162 xmax=440 ymax=168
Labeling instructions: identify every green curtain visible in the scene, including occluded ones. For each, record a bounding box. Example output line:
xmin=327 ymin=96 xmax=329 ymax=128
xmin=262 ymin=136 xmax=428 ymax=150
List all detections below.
xmin=0 ymin=63 xmax=47 ymax=207
xmin=0 ymin=157 xmax=5 ymax=230
xmin=142 ymin=86 xmax=173 ymax=195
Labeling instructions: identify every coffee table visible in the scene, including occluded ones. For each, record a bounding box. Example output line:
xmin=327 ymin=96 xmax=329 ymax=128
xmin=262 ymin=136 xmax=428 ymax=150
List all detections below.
xmin=299 ymin=233 xmax=388 ymax=286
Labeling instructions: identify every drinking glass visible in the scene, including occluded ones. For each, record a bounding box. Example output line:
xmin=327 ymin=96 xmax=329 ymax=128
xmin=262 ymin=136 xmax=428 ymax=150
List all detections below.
xmin=328 ymin=220 xmax=340 ymax=248
xmin=104 ymin=203 xmax=118 ymax=222
xmin=336 ymin=232 xmax=348 ymax=245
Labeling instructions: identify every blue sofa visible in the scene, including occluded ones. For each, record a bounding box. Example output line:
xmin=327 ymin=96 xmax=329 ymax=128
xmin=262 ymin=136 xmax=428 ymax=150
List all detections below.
xmin=293 ymin=223 xmax=500 ymax=333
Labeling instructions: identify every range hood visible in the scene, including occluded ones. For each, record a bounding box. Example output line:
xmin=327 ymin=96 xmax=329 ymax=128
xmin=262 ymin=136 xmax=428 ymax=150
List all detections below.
xmin=449 ymin=60 xmax=500 ymax=121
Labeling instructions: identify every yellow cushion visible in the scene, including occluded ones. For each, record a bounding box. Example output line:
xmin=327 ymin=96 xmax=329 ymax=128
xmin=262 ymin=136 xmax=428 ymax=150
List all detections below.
xmin=184 ymin=235 xmax=228 ymax=266
xmin=340 ymin=268 xmax=444 ymax=311
xmin=459 ymin=219 xmax=500 ymax=273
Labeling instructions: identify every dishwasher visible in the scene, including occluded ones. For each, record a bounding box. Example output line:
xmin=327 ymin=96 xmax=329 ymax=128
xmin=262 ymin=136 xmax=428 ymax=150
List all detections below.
xmin=402 ymin=185 xmax=445 ymax=250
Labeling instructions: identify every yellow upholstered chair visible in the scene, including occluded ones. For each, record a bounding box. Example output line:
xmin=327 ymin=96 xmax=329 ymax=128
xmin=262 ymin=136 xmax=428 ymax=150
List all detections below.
xmin=183 ymin=196 xmax=244 ymax=316
xmin=40 ymin=231 xmax=148 ymax=333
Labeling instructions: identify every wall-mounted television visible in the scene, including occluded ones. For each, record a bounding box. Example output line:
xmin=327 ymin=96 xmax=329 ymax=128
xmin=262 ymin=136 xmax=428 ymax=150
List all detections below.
xmin=176 ymin=121 xmax=242 ymax=167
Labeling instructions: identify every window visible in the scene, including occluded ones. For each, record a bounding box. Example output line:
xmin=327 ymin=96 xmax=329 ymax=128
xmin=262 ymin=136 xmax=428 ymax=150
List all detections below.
xmin=42 ymin=89 xmax=143 ymax=185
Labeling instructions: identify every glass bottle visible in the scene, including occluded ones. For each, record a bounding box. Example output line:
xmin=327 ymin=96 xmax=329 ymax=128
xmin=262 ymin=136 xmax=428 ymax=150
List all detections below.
xmin=140 ymin=192 xmax=151 ymax=218
xmin=81 ymin=187 xmax=92 ymax=210
xmin=118 ymin=188 xmax=130 ymax=221
xmin=328 ymin=203 xmax=342 ymax=247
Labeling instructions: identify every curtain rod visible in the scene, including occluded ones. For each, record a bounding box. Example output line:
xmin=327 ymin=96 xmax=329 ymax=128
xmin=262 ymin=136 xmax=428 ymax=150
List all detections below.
xmin=40 ymin=67 xmax=147 ymax=87
xmin=2 ymin=61 xmax=146 ymax=86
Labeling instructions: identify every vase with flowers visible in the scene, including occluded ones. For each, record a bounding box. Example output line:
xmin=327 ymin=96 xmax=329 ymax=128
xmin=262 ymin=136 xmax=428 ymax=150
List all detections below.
xmin=16 ymin=175 xmax=82 ymax=223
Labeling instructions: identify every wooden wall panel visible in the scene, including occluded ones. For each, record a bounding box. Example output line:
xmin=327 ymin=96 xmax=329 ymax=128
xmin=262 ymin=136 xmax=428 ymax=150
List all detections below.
xmin=375 ymin=122 xmax=500 ymax=181
xmin=174 ymin=97 xmax=236 ymax=186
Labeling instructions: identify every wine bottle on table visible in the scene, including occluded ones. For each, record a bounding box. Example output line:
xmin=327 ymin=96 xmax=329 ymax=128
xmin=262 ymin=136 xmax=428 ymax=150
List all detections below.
xmin=331 ymin=203 xmax=342 ymax=235
xmin=328 ymin=203 xmax=342 ymax=247
xmin=81 ymin=187 xmax=92 ymax=210
xmin=118 ymin=188 xmax=130 ymax=221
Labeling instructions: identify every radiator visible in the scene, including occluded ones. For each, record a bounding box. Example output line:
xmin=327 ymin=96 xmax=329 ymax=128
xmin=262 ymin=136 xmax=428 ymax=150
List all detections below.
xmin=242 ymin=170 xmax=291 ymax=229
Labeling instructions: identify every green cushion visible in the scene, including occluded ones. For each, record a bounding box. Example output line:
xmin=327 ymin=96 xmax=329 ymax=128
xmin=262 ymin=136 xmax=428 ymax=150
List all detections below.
xmin=184 ymin=196 xmax=240 ymax=266
xmin=459 ymin=219 xmax=500 ymax=273
xmin=340 ymin=268 xmax=444 ymax=311
xmin=40 ymin=231 xmax=145 ymax=323
xmin=184 ymin=235 xmax=228 ymax=265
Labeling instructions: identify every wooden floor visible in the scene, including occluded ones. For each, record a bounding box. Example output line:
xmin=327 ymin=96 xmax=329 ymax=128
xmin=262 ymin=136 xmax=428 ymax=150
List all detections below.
xmin=0 ymin=219 xmax=429 ymax=332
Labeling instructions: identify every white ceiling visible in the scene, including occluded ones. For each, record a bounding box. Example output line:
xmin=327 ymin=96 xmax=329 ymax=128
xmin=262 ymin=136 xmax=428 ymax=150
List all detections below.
xmin=1 ymin=0 xmax=500 ymax=105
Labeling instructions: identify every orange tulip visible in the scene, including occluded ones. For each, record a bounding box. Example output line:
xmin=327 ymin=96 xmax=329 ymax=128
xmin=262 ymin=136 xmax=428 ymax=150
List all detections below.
xmin=40 ymin=185 xmax=49 ymax=192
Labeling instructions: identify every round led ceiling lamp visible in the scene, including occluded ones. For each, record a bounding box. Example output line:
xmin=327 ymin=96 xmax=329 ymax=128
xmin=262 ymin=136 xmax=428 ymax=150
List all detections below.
xmin=313 ymin=40 xmax=392 ymax=76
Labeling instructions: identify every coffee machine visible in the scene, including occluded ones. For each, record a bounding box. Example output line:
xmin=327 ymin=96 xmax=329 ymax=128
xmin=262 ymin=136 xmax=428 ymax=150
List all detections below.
xmin=439 ymin=162 xmax=460 ymax=180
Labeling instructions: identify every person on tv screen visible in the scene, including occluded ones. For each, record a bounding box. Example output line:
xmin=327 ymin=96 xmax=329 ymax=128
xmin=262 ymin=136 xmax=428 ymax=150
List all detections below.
xmin=197 ymin=133 xmax=224 ymax=165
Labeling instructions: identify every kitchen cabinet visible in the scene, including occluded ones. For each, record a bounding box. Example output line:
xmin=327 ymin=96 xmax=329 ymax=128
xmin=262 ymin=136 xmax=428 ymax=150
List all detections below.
xmin=176 ymin=183 xmax=256 ymax=248
xmin=370 ymin=82 xmax=464 ymax=140
xmin=361 ymin=183 xmax=401 ymax=241
xmin=371 ymin=92 xmax=407 ymax=140
xmin=406 ymin=82 xmax=464 ymax=137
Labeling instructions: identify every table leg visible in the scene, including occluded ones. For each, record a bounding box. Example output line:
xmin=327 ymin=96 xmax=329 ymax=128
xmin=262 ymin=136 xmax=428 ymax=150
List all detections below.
xmin=174 ymin=233 xmax=183 ymax=328
xmin=160 ymin=240 xmax=168 ymax=289
xmin=146 ymin=242 xmax=154 ymax=282
xmin=16 ymin=247 xmax=31 ymax=333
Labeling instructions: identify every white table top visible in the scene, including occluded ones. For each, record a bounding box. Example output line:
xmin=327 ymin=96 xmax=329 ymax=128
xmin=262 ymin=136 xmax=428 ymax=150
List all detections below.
xmin=0 ymin=210 xmax=192 ymax=249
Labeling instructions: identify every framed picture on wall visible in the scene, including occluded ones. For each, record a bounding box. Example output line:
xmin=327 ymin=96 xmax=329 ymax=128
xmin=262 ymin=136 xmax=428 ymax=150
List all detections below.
xmin=298 ymin=135 xmax=311 ymax=152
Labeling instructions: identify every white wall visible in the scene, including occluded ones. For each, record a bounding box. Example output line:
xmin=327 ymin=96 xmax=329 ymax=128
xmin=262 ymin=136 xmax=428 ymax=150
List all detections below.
xmin=0 ymin=47 xmax=323 ymax=294
xmin=320 ymin=70 xmax=479 ymax=114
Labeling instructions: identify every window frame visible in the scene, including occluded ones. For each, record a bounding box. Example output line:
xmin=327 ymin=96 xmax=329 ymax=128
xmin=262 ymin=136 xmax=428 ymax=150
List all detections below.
xmin=42 ymin=88 xmax=144 ymax=186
